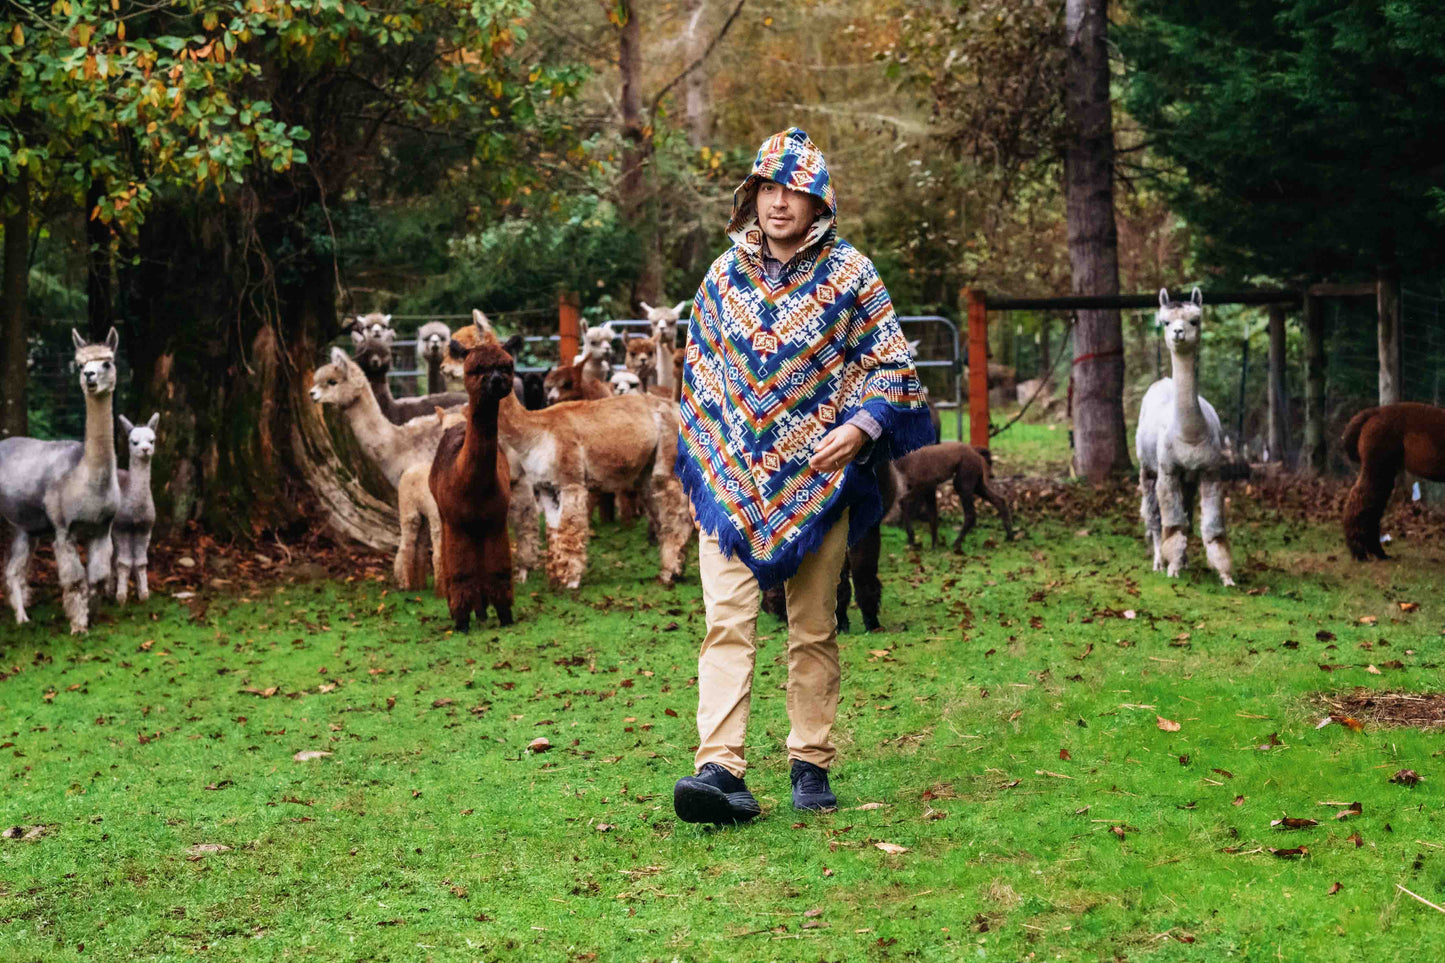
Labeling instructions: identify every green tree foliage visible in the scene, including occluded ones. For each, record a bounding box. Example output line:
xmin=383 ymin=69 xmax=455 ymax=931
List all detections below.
xmin=1121 ymin=0 xmax=1445 ymax=282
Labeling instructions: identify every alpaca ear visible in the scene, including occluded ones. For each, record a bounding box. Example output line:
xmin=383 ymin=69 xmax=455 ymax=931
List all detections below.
xmin=639 ymin=302 xmax=653 ymax=315
xmin=672 ymin=301 xmax=686 ymax=316
xmin=72 ymin=329 xmax=87 ymax=351
xmin=350 ymin=328 xmax=365 ymax=345
xmin=119 ymin=415 xmax=134 ymax=436
xmin=105 ymin=327 xmax=119 ymax=351
xmin=146 ymin=413 xmax=160 ymax=430
xmin=1158 ymin=288 xmax=1170 ymax=308
xmin=381 ymin=314 xmax=392 ymax=325
xmin=330 ymin=346 xmax=350 ymax=368
xmin=1191 ymin=287 xmax=1203 ymax=307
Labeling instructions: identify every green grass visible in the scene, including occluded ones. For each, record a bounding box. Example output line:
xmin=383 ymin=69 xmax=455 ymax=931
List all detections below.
xmin=3 ymin=484 xmax=1444 ymax=962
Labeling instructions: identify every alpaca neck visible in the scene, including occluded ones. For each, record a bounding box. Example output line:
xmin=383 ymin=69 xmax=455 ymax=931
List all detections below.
xmin=655 ymin=338 xmax=675 ymax=391
xmin=1169 ymin=347 xmax=1208 ymax=443
xmin=464 ymin=395 xmax=502 ymax=476
xmin=427 ymin=356 xmax=445 ymax=392
xmin=83 ymin=392 xmax=116 ymax=480
xmin=128 ymin=456 xmax=152 ymax=490
xmin=341 ymin=387 xmax=400 ymax=453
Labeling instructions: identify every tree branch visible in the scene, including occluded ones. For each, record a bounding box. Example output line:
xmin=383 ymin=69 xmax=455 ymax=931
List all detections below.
xmin=648 ymin=0 xmax=747 ymax=123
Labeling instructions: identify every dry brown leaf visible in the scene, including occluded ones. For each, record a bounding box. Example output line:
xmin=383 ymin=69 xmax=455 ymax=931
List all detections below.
xmin=803 ymin=908 xmax=824 ymax=919
xmin=1059 ymin=748 xmax=1072 ymax=761
xmin=853 ymin=802 xmax=886 ymax=811
xmin=1269 ymin=846 xmax=1309 ymax=858
xmin=1358 ymin=615 xmax=1378 ymax=625
xmin=528 ymin=737 xmax=552 ymax=753
xmin=1398 ymin=602 xmax=1420 ymax=613
xmin=1110 ymin=825 xmax=1127 ymax=840
xmin=293 ymin=750 xmax=331 ymax=762
xmin=1390 ymin=769 xmax=1422 ymax=786
xmin=874 ymin=842 xmax=909 ymax=855
xmin=187 ymin=843 xmax=231 ymax=857
xmin=1157 ymin=715 xmax=1181 ymax=732
xmin=1271 ymin=817 xmax=1319 ymax=830
xmin=595 ymin=823 xmax=614 ymax=832
xmin=1327 ymin=882 xmax=1343 ymax=895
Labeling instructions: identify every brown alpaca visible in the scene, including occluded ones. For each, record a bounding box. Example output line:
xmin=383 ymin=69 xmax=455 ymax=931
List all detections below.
xmin=625 ymin=335 xmax=656 ymax=381
xmin=429 ymin=338 xmax=515 ymax=630
xmin=1341 ymin=402 xmax=1445 ymax=560
xmin=544 ymin=357 xmax=613 ymax=404
xmin=449 ymin=316 xmax=692 ymax=588
xmin=892 ymin=443 xmax=1013 ymax=551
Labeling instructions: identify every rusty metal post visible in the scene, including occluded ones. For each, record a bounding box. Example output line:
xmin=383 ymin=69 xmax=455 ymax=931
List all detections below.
xmin=558 ymin=290 xmax=580 ymax=366
xmin=965 ymin=287 xmax=990 ymax=447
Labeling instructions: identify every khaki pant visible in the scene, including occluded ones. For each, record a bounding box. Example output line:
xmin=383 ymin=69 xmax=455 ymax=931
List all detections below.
xmin=694 ymin=511 xmax=850 ymax=777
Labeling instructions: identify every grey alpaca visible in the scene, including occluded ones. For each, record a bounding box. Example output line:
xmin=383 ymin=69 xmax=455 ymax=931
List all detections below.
xmin=348 ymin=314 xmax=466 ymax=424
xmin=1135 ymin=288 xmax=1234 ymax=585
xmin=113 ymin=413 xmax=159 ymax=603
xmin=0 ymin=328 xmax=122 ymax=633
xmin=416 ymin=320 xmax=453 ymax=393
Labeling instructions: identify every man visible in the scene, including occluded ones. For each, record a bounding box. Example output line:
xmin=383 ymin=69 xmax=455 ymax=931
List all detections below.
xmin=673 ymin=128 xmax=934 ymax=824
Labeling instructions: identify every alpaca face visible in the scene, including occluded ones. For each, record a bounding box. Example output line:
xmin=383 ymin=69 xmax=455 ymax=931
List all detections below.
xmin=579 ymin=323 xmax=615 ymax=361
xmin=610 ymin=370 xmax=642 ymax=395
xmin=462 ymin=343 xmax=516 ymax=403
xmin=624 ymin=336 xmax=655 ymax=374
xmin=72 ymin=328 xmax=119 ymax=398
xmin=120 ymin=413 xmax=159 ymax=462
xmin=444 ymin=324 xmax=488 ymax=381
xmin=352 ymin=337 xmax=392 ymax=378
xmin=543 ymin=366 xmax=577 ymax=405
xmin=1157 ymin=287 xmax=1203 ymax=353
xmin=350 ymin=312 xmax=393 ymax=345
xmin=418 ymin=321 xmax=452 ymax=362
xmin=640 ymin=300 xmax=687 ymax=347
xmin=309 ymin=348 xmax=368 ymax=407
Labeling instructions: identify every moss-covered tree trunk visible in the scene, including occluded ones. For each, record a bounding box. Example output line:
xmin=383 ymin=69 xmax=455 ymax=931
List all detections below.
xmin=1 ymin=169 xmax=28 ymax=439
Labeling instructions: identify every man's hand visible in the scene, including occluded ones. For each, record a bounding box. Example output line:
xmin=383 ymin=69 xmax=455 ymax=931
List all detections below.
xmin=809 ymin=424 xmax=867 ymax=473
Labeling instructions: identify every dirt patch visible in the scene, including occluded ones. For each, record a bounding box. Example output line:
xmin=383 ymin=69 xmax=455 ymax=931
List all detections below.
xmin=1318 ymin=688 xmax=1445 ymax=730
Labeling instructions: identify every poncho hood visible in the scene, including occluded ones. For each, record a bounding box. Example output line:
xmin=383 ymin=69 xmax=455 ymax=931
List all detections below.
xmin=726 ymin=127 xmax=837 ymax=259
xmin=676 ymin=129 xmax=934 ymax=590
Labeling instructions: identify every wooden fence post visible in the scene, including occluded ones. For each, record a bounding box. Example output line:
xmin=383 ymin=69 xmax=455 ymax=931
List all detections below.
xmin=965 ymin=287 xmax=990 ymax=447
xmin=1266 ymin=304 xmax=1291 ymax=464
xmin=558 ymin=290 xmax=580 ymax=367
xmin=1302 ymin=291 xmax=1326 ymax=473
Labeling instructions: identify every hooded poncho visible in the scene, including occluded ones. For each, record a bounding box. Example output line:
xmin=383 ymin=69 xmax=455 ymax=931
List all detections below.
xmin=676 ymin=128 xmax=935 ymax=589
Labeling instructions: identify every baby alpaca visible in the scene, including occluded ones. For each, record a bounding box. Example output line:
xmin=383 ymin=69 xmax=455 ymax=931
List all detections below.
xmin=573 ymin=322 xmax=616 ymax=382
xmin=544 ymin=356 xmax=613 ymax=404
xmin=891 ymin=443 xmax=1013 ymax=551
xmin=1135 ymin=288 xmax=1234 ymax=585
xmin=113 ymin=414 xmax=160 ymax=603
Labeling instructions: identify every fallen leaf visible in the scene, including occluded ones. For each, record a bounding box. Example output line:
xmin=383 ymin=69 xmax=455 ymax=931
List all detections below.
xmin=1059 ymin=748 xmax=1073 ymax=761
xmin=1233 ymin=795 xmax=1245 ymax=806
xmin=1347 ymin=832 xmax=1363 ymax=847
xmin=1334 ymin=802 xmax=1363 ymax=820
xmin=1074 ymin=643 xmax=1093 ymax=661
xmin=1271 ymin=817 xmax=1319 ymax=830
xmin=1398 ymin=602 xmax=1419 ymax=613
xmin=1327 ymin=882 xmax=1343 ymax=895
xmin=1390 ymin=769 xmax=1422 ymax=786
xmin=1358 ymin=615 xmax=1378 ymax=625
xmin=1213 ymin=768 xmax=1235 ymax=779
xmin=595 ymin=823 xmax=614 ymax=832
xmin=1365 ymin=664 xmax=1382 ymax=675
xmin=527 ymin=737 xmax=552 ymax=753
xmin=431 ymin=698 xmax=455 ymax=708
xmin=187 ymin=843 xmax=231 ymax=857
xmin=1123 ymin=610 xmax=1137 ymax=620
xmin=1157 ymin=715 xmax=1181 ymax=732
xmin=1035 ymin=769 xmax=1072 ymax=779
xmin=1269 ymin=846 xmax=1309 ymax=858
xmin=2 ymin=825 xmax=53 ymax=841
xmin=854 ymin=802 xmax=886 ymax=811
xmin=874 ymin=842 xmax=909 ymax=855
xmin=1110 ymin=825 xmax=1127 ymax=840
xmin=293 ymin=750 xmax=332 ymax=762
xmin=803 ymin=908 xmax=824 ymax=919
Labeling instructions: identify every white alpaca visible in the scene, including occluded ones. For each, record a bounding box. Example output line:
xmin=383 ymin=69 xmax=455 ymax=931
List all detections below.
xmin=113 ymin=413 xmax=159 ymax=603
xmin=1135 ymin=288 xmax=1234 ymax=586
xmin=573 ymin=323 xmax=615 ymax=382
xmin=640 ymin=301 xmax=687 ymax=399
xmin=416 ymin=321 xmax=453 ymax=392
xmin=609 ymin=370 xmax=643 ymax=395
xmin=0 ymin=329 xmax=122 ymax=632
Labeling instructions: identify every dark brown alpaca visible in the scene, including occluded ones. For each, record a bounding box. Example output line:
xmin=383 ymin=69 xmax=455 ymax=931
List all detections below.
xmin=892 ymin=442 xmax=1013 ymax=551
xmin=544 ymin=357 xmax=612 ymax=404
xmin=429 ymin=338 xmax=515 ymax=630
xmin=1341 ymin=402 xmax=1445 ymax=560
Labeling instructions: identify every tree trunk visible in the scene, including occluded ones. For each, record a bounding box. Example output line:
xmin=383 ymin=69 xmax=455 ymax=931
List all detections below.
xmin=1 ymin=168 xmax=28 ymax=439
xmin=684 ymin=0 xmax=710 ymax=147
xmin=1064 ymin=0 xmax=1129 ymax=483
xmin=1377 ymin=270 xmax=1400 ymax=405
xmin=86 ymin=180 xmax=114 ymax=344
xmin=617 ymin=0 xmax=662 ymax=306
xmin=1302 ymin=292 xmax=1327 ymax=473
xmin=1266 ymin=304 xmax=1290 ymax=464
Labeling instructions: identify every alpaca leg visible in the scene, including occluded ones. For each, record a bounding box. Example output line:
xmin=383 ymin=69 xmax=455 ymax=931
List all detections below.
xmin=648 ymin=477 xmax=691 ymax=587
xmin=55 ymin=532 xmax=89 ymax=634
xmin=979 ymin=479 xmax=1014 ymax=541
xmin=508 ymin=479 xmax=540 ymax=584
xmin=1156 ymin=472 xmax=1189 ymax=578
xmin=426 ymin=497 xmax=446 ymax=600
xmin=900 ymin=491 xmax=920 ymax=548
xmin=132 ymin=531 xmax=151 ymax=602
xmin=953 ymin=492 xmax=977 ymax=553
xmin=1140 ymin=469 xmax=1162 ymax=571
xmin=394 ymin=511 xmax=419 ymax=589
xmin=114 ymin=561 xmax=132 ymax=604
xmin=1343 ymin=459 xmax=1398 ymax=561
xmin=1200 ymin=477 xmax=1235 ymax=587
xmin=545 ymin=485 xmax=591 ymax=590
xmin=849 ymin=531 xmax=884 ymax=633
xmin=927 ymin=487 xmax=941 ymax=548
xmin=5 ymin=528 xmax=33 ymax=624
xmin=109 ymin=531 xmax=125 ymax=601
xmin=85 ymin=530 xmax=113 ymax=618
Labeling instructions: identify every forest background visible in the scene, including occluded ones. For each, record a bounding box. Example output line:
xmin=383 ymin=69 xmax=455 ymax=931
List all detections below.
xmin=2 ymin=0 xmax=1443 ymax=546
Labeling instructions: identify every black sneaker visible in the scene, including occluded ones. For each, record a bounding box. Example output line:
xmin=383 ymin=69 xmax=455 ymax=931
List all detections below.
xmin=790 ymin=759 xmax=837 ymax=812
xmin=673 ymin=763 xmax=762 ymax=824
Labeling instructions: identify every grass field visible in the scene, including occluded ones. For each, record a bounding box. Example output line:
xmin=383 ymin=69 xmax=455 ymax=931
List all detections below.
xmin=3 ymin=428 xmax=1444 ymax=962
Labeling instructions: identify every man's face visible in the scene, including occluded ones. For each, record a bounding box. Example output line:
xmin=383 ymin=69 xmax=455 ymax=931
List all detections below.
xmin=754 ymin=180 xmax=820 ymax=245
